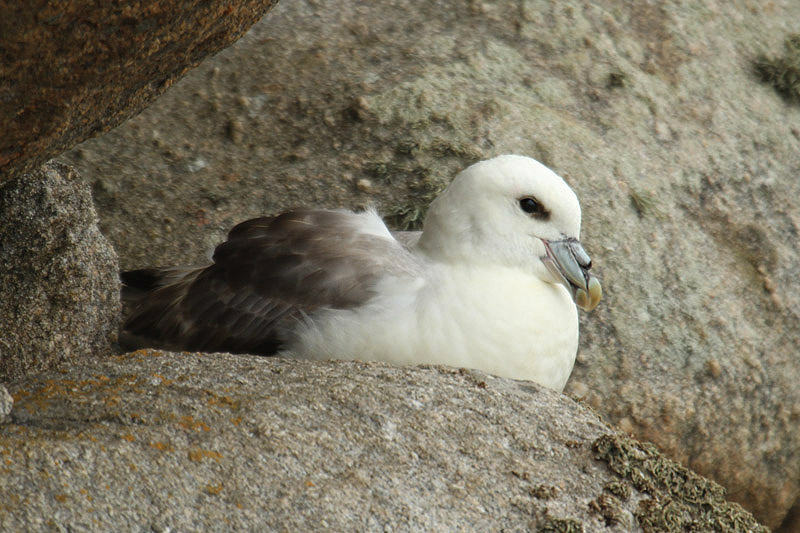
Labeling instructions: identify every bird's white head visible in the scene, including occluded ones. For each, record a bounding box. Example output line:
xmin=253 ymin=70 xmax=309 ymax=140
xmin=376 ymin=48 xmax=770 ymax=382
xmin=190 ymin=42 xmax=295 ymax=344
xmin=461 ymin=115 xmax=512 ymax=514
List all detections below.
xmin=418 ymin=154 xmax=601 ymax=311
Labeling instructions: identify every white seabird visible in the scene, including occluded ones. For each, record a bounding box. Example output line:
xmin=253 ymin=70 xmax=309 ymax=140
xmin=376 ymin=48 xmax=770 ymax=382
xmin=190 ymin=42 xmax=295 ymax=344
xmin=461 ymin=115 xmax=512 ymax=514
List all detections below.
xmin=121 ymin=155 xmax=601 ymax=391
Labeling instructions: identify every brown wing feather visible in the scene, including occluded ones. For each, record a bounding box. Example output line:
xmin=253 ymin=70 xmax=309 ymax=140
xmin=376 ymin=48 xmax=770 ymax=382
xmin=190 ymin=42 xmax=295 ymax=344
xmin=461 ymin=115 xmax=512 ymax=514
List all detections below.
xmin=121 ymin=209 xmax=415 ymax=355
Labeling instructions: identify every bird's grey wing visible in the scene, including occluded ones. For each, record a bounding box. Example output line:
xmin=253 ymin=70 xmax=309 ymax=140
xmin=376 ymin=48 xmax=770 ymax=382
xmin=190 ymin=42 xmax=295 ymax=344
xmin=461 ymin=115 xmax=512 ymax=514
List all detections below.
xmin=121 ymin=209 xmax=417 ymax=355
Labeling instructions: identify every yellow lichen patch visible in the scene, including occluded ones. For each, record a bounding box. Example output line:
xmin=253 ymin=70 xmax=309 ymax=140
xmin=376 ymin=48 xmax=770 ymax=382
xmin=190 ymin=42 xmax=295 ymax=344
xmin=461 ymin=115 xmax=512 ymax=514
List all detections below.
xmin=188 ymin=448 xmax=223 ymax=463
xmin=13 ymin=374 xmax=141 ymax=415
xmin=150 ymin=373 xmax=175 ymax=386
xmin=149 ymin=441 xmax=174 ymax=452
xmin=104 ymin=395 xmax=121 ymax=408
xmin=15 ymin=379 xmax=71 ymax=413
xmin=126 ymin=348 xmax=165 ymax=359
xmin=54 ymin=494 xmax=68 ymax=503
xmin=10 ymin=388 xmax=29 ymax=402
xmin=79 ymin=375 xmax=110 ymax=387
xmin=230 ymin=416 xmax=242 ymax=426
xmin=120 ymin=433 xmax=135 ymax=442
xmin=178 ymin=415 xmax=210 ymax=432
xmin=206 ymin=392 xmax=240 ymax=410
xmin=206 ymin=483 xmax=224 ymax=495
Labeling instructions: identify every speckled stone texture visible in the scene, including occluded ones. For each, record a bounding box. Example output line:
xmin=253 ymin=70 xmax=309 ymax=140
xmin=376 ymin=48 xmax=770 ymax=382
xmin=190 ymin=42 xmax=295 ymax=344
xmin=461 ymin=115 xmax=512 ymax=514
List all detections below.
xmin=62 ymin=1 xmax=800 ymax=528
xmin=0 ymin=351 xmax=767 ymax=532
xmin=0 ymin=162 xmax=119 ymax=381
xmin=0 ymin=0 xmax=279 ymax=184
xmin=0 ymin=386 xmax=11 ymax=424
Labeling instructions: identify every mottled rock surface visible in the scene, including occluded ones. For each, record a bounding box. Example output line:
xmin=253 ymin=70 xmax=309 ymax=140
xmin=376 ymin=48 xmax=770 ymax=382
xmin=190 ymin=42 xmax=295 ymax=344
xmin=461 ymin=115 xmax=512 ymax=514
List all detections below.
xmin=0 ymin=162 xmax=119 ymax=381
xmin=63 ymin=0 xmax=800 ymax=529
xmin=0 ymin=351 xmax=766 ymax=532
xmin=0 ymin=0 xmax=279 ymax=183
xmin=0 ymin=386 xmax=11 ymax=424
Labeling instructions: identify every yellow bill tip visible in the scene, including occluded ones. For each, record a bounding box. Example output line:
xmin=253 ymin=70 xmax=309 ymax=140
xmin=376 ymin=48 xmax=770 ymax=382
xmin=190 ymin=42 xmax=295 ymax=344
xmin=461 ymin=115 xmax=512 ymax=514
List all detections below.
xmin=576 ymin=276 xmax=602 ymax=311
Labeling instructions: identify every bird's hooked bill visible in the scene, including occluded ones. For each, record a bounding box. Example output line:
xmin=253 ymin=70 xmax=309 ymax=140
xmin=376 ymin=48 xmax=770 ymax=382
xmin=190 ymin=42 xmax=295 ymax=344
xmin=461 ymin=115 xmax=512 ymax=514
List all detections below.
xmin=542 ymin=238 xmax=602 ymax=311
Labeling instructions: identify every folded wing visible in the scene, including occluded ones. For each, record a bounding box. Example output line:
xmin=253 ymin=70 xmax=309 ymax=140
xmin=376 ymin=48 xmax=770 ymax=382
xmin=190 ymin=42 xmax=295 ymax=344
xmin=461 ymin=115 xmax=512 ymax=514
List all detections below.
xmin=121 ymin=209 xmax=417 ymax=355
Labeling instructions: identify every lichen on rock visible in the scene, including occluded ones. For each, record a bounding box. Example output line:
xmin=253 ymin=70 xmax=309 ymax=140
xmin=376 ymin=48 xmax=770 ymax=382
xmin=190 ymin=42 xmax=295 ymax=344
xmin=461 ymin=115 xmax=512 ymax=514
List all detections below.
xmin=593 ymin=434 xmax=769 ymax=533
xmin=755 ymin=33 xmax=800 ymax=104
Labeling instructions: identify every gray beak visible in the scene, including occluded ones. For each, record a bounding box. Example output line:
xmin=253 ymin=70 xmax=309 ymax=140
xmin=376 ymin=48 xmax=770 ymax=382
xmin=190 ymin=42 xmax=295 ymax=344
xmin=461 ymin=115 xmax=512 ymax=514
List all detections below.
xmin=541 ymin=238 xmax=602 ymax=311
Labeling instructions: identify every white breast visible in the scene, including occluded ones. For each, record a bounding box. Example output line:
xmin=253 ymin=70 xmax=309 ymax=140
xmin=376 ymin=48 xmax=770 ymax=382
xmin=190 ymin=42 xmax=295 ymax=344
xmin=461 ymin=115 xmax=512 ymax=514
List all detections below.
xmin=285 ymin=263 xmax=579 ymax=391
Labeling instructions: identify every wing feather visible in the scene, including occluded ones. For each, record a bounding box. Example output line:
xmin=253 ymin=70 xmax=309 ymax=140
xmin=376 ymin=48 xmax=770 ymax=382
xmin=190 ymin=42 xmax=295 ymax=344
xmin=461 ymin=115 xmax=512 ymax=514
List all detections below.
xmin=121 ymin=209 xmax=418 ymax=355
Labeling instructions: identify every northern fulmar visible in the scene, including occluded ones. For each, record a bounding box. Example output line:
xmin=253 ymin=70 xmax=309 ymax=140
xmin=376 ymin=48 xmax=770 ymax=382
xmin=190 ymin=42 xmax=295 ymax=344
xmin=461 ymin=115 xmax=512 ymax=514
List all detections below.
xmin=121 ymin=155 xmax=601 ymax=391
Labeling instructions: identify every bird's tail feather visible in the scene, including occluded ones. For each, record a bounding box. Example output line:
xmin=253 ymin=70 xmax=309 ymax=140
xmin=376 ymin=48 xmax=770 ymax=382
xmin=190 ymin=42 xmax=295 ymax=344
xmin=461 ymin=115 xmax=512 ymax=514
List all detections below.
xmin=120 ymin=265 xmax=206 ymax=352
xmin=120 ymin=266 xmax=204 ymax=303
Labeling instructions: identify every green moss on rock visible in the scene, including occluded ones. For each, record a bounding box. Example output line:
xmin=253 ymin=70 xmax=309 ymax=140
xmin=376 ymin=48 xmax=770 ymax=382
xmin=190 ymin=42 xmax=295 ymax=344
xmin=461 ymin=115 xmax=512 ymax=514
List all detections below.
xmin=755 ymin=33 xmax=800 ymax=104
xmin=592 ymin=434 xmax=769 ymax=533
xmin=629 ymin=188 xmax=660 ymax=218
xmin=538 ymin=517 xmax=584 ymax=533
xmin=589 ymin=492 xmax=630 ymax=527
xmin=531 ymin=484 xmax=559 ymax=500
xmin=603 ymin=480 xmax=631 ymax=500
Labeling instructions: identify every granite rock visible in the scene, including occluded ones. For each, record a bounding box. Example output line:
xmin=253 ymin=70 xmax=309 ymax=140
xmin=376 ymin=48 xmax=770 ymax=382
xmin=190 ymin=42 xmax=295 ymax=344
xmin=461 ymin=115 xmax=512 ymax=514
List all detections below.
xmin=0 ymin=162 xmax=119 ymax=381
xmin=0 ymin=0 xmax=279 ymax=183
xmin=0 ymin=386 xmax=11 ymax=424
xmin=0 ymin=351 xmax=767 ymax=532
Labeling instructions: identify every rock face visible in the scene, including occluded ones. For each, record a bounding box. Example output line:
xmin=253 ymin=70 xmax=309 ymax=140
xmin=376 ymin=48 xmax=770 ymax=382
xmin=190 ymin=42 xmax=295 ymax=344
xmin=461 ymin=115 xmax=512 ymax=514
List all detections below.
xmin=0 ymin=386 xmax=11 ymax=424
xmin=62 ymin=1 xmax=800 ymax=529
xmin=0 ymin=0 xmax=279 ymax=184
xmin=0 ymin=351 xmax=767 ymax=532
xmin=0 ymin=162 xmax=119 ymax=381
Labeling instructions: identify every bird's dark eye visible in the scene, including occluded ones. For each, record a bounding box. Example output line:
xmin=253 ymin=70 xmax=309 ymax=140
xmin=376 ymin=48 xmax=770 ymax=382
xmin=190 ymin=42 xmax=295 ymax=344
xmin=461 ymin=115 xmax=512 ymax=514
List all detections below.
xmin=518 ymin=197 xmax=549 ymax=219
